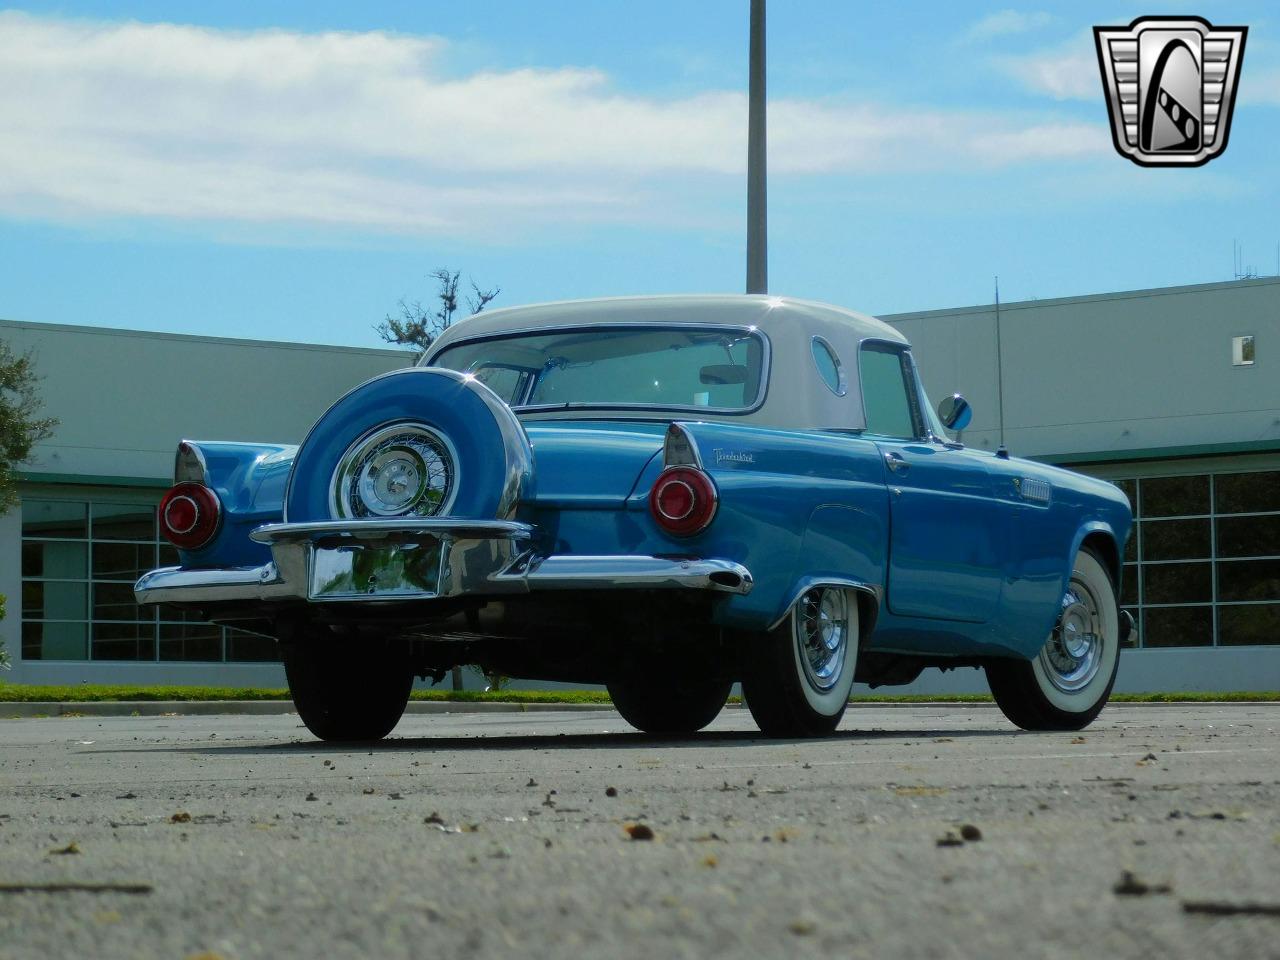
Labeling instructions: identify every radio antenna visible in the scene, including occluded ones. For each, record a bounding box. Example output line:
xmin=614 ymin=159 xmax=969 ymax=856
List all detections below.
xmin=994 ymin=276 xmax=1007 ymax=457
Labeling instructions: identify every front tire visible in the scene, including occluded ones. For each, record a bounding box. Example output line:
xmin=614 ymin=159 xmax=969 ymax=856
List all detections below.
xmin=742 ymin=587 xmax=858 ymax=738
xmin=284 ymin=634 xmax=414 ymax=742
xmin=987 ymin=547 xmax=1120 ymax=731
xmin=607 ymin=671 xmax=732 ymax=735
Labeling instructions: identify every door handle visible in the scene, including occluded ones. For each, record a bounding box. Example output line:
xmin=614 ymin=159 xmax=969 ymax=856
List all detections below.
xmin=884 ymin=452 xmax=909 ymax=474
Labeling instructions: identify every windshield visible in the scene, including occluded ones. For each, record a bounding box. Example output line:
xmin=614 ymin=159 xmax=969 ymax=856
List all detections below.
xmin=429 ymin=326 xmax=767 ymax=411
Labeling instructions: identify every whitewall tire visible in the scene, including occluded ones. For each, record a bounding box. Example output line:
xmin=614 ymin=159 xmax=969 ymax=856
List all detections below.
xmin=743 ymin=587 xmax=858 ymax=738
xmin=987 ymin=547 xmax=1121 ymax=731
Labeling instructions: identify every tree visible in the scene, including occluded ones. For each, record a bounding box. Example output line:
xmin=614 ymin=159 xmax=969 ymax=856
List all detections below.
xmin=377 ymin=269 xmax=499 ymax=691
xmin=0 ymin=339 xmax=56 ymax=672
xmin=0 ymin=339 xmax=57 ymax=516
xmin=376 ymin=268 xmax=500 ymax=356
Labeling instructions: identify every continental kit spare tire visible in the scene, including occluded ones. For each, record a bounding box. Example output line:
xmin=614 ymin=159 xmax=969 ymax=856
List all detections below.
xmin=285 ymin=368 xmax=533 ymax=523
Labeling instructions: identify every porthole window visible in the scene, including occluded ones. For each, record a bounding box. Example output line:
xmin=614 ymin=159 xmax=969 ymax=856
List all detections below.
xmin=811 ymin=336 xmax=846 ymax=396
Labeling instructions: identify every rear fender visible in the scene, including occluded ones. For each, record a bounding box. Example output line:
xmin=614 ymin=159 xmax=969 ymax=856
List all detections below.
xmin=659 ymin=423 xmax=889 ymax=633
xmin=172 ymin=440 xmax=296 ymax=567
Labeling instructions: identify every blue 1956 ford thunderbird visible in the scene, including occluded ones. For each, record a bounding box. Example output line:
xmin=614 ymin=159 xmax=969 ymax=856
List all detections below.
xmin=135 ymin=295 xmax=1133 ymax=741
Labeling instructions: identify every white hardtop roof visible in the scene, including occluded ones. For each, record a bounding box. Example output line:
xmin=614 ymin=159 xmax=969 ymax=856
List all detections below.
xmin=425 ymin=294 xmax=905 ymax=359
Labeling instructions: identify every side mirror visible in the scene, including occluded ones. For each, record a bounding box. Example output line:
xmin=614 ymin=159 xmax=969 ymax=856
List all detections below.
xmin=937 ymin=394 xmax=972 ymax=432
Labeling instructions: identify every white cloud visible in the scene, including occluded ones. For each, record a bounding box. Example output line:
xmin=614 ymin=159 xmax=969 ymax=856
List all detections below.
xmin=998 ymin=35 xmax=1102 ymax=101
xmin=0 ymin=12 xmax=1111 ymax=236
xmin=964 ymin=10 xmax=1054 ymax=43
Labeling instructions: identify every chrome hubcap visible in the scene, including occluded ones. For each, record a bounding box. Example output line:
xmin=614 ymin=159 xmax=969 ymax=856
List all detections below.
xmin=331 ymin=423 xmax=456 ymax=519
xmin=796 ymin=587 xmax=849 ymax=692
xmin=1041 ymin=578 xmax=1104 ymax=693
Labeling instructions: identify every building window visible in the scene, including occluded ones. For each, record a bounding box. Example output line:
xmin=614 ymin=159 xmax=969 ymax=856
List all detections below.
xmin=20 ymin=496 xmax=278 ymax=663
xmin=1231 ymin=335 xmax=1255 ymax=366
xmin=1112 ymin=470 xmax=1280 ymax=649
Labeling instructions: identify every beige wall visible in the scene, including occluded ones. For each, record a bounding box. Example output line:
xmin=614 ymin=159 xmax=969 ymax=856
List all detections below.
xmin=883 ymin=278 xmax=1280 ymax=461
xmin=1 ymin=320 xmax=410 ymax=482
xmin=0 ymin=322 xmax=408 ymax=679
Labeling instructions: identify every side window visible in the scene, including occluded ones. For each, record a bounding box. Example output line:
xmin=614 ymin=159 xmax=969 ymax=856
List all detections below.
xmin=811 ymin=337 xmax=846 ymax=396
xmin=859 ymin=343 xmax=920 ymax=440
xmin=471 ymin=365 xmax=530 ymax=404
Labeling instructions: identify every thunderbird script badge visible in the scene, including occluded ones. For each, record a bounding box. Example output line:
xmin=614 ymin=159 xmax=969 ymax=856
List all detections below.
xmin=1094 ymin=16 xmax=1246 ymax=167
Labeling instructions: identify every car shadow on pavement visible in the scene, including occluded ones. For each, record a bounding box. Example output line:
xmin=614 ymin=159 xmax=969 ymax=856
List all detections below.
xmin=100 ymin=725 xmax=1014 ymax=757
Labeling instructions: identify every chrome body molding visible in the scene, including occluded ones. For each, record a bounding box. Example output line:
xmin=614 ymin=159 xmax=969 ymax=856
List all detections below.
xmin=135 ymin=562 xmax=296 ymax=605
xmin=662 ymin=422 xmax=704 ymax=468
xmin=1015 ymin=476 xmax=1053 ymax=505
xmin=136 ymin=518 xmax=753 ymax=607
xmin=768 ymin=577 xmax=883 ymax=633
xmin=248 ymin=518 xmax=533 ymax=545
xmin=500 ymin=555 xmax=752 ymax=594
xmin=174 ymin=440 xmax=209 ymax=484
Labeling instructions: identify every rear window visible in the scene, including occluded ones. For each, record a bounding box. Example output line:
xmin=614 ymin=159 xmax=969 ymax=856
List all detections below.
xmin=430 ymin=326 xmax=768 ymax=411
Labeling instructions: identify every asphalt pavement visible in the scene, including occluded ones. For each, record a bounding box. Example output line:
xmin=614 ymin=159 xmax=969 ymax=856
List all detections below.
xmin=1 ymin=704 xmax=1278 ymax=960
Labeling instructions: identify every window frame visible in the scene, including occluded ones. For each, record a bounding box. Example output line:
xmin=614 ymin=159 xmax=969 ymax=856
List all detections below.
xmin=1114 ymin=469 xmax=1280 ymax=650
xmin=426 ymin=323 xmax=772 ymax=417
xmin=856 ymin=339 xmax=926 ymax=441
xmin=19 ymin=495 xmax=277 ymax=664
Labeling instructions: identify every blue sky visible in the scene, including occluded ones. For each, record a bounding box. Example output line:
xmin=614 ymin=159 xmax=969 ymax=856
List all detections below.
xmin=1 ymin=2 xmax=1277 ymax=348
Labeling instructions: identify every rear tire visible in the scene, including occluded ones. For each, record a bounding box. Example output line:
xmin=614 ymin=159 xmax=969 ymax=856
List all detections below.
xmin=987 ymin=547 xmax=1120 ymax=731
xmin=742 ymin=587 xmax=858 ymax=738
xmin=607 ymin=671 xmax=731 ymax=735
xmin=284 ymin=634 xmax=414 ymax=742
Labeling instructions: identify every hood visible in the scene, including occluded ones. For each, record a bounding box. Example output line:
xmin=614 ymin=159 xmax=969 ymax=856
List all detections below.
xmin=523 ymin=421 xmax=665 ymax=507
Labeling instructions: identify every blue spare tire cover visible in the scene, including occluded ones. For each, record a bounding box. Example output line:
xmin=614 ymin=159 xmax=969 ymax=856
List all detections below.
xmin=285 ymin=367 xmax=533 ymax=522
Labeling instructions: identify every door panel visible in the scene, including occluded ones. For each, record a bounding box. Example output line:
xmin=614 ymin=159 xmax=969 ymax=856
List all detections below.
xmin=876 ymin=441 xmax=1006 ymax=622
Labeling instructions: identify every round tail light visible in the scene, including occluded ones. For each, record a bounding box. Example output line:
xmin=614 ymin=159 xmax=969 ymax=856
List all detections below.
xmin=649 ymin=467 xmax=718 ymax=537
xmin=159 ymin=482 xmax=221 ymax=551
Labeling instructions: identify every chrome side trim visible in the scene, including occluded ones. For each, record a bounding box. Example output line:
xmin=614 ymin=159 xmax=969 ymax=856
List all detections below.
xmin=250 ymin=518 xmax=533 ymax=544
xmin=174 ymin=440 xmax=208 ymax=484
xmin=663 ymin=423 xmax=705 ymax=468
xmin=500 ymin=555 xmax=753 ymax=594
xmin=1014 ymin=477 xmax=1053 ymax=505
xmin=1119 ymin=609 xmax=1135 ymax=644
xmin=135 ymin=563 xmax=294 ymax=605
xmin=768 ymin=577 xmax=883 ymax=633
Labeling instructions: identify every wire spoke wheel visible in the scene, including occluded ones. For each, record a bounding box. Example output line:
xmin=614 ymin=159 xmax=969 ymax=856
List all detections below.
xmin=796 ymin=587 xmax=849 ymax=693
xmin=743 ymin=586 xmax=858 ymax=738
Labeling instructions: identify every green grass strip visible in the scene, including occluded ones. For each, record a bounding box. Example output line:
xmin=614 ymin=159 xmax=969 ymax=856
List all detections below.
xmin=0 ymin=683 xmax=1277 ymax=704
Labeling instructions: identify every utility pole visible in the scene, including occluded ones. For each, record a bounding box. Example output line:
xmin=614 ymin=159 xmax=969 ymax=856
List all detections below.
xmin=746 ymin=0 xmax=767 ymax=294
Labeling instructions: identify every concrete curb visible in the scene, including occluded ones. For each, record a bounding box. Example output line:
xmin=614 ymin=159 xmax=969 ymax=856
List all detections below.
xmin=1 ymin=699 xmax=1273 ymax=719
xmin=0 ymin=700 xmax=619 ymax=719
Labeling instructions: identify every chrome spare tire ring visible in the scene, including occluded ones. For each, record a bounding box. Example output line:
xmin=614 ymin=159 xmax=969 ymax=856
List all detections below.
xmin=330 ymin=422 xmax=458 ymax=519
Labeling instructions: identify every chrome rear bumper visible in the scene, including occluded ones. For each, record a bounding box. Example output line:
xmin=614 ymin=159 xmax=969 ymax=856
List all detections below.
xmin=134 ymin=518 xmax=753 ymax=607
